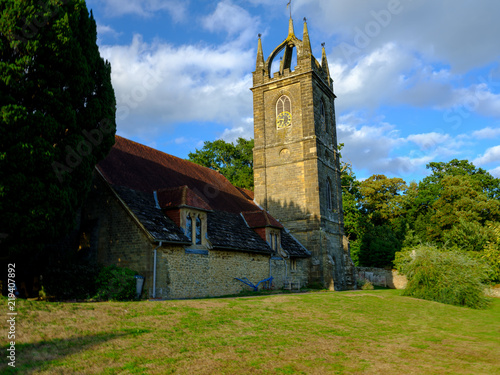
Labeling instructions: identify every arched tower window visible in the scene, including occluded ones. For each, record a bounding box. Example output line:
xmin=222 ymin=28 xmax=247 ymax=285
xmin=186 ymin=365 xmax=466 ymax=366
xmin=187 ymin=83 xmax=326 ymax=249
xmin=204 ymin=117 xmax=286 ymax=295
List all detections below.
xmin=186 ymin=215 xmax=192 ymax=241
xmin=326 ymin=179 xmax=333 ymax=211
xmin=276 ymin=95 xmax=292 ymax=129
xmin=195 ymin=217 xmax=202 ymax=245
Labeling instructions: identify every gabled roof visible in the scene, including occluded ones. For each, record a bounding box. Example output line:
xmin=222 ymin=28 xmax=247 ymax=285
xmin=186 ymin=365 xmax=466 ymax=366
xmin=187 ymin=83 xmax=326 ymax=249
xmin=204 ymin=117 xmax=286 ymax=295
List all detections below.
xmin=97 ymin=136 xmax=310 ymax=257
xmin=156 ymin=185 xmax=212 ymax=211
xmin=241 ymin=210 xmax=283 ymax=229
xmin=97 ymin=136 xmax=257 ymax=214
xmin=111 ymin=185 xmax=190 ymax=244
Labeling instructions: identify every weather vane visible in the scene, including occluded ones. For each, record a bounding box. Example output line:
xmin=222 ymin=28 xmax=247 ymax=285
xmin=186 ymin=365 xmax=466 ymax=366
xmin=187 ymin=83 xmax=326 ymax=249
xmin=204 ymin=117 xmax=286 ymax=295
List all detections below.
xmin=287 ymin=0 xmax=292 ymax=19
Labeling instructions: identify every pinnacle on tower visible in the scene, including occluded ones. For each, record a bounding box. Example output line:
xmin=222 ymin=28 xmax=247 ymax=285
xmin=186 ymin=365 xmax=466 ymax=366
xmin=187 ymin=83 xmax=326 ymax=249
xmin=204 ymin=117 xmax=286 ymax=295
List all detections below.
xmin=321 ymin=42 xmax=331 ymax=79
xmin=256 ymin=34 xmax=265 ymax=70
xmin=302 ymin=17 xmax=312 ymax=59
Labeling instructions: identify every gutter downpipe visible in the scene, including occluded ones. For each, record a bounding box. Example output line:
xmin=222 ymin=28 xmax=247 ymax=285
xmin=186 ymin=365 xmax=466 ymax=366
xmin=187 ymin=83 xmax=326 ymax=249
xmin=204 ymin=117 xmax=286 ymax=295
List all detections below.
xmin=153 ymin=241 xmax=163 ymax=298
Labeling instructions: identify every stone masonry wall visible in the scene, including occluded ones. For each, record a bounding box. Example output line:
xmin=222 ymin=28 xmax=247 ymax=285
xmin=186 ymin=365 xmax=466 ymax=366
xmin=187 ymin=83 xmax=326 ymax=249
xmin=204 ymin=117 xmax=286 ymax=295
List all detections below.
xmin=356 ymin=267 xmax=407 ymax=289
xmin=84 ymin=176 xmax=154 ymax=296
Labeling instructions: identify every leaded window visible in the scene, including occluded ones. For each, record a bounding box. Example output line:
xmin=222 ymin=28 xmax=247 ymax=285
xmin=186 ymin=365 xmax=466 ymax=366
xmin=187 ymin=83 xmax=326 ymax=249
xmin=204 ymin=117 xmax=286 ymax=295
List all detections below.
xmin=186 ymin=215 xmax=192 ymax=242
xmin=195 ymin=217 xmax=202 ymax=245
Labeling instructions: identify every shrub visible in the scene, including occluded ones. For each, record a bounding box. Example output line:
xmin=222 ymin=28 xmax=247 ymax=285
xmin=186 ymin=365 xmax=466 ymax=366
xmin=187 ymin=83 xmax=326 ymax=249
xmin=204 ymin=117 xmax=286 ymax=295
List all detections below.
xmin=94 ymin=265 xmax=137 ymax=301
xmin=361 ymin=280 xmax=374 ymax=290
xmin=394 ymin=245 xmax=492 ymax=309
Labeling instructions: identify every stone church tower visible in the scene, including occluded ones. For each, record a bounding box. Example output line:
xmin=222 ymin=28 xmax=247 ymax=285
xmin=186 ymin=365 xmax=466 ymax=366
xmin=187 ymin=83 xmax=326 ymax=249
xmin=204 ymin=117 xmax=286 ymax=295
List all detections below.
xmin=251 ymin=17 xmax=356 ymax=290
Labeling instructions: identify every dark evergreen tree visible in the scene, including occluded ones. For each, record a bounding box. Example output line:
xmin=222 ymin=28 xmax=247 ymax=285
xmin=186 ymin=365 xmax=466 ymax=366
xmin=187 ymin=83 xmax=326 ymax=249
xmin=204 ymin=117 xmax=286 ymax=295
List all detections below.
xmin=0 ymin=0 xmax=116 ymax=257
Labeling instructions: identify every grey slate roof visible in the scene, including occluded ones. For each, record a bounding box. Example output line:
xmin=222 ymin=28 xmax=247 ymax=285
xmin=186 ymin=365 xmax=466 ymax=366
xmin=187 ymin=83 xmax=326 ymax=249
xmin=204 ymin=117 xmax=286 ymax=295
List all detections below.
xmin=112 ymin=185 xmax=191 ymax=244
xmin=207 ymin=211 xmax=273 ymax=254
xmin=281 ymin=230 xmax=311 ymax=258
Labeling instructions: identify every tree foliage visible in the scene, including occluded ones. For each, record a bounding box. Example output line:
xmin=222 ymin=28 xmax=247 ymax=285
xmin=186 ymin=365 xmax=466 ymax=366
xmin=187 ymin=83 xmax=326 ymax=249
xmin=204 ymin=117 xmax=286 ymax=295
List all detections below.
xmin=188 ymin=138 xmax=254 ymax=190
xmin=0 ymin=0 xmax=116 ymax=256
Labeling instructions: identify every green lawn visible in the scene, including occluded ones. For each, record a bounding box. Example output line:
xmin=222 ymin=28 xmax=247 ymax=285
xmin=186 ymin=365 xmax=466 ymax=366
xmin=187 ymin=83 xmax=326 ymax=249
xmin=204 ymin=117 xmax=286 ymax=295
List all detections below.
xmin=1 ymin=290 xmax=499 ymax=374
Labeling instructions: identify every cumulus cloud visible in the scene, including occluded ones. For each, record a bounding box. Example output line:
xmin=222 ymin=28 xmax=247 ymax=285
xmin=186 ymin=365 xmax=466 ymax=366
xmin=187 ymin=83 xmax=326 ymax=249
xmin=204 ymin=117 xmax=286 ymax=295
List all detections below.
xmin=298 ymin=0 xmax=500 ymax=73
xmin=97 ymin=0 xmax=188 ymax=19
xmin=473 ymin=145 xmax=500 ymax=166
xmin=99 ymin=34 xmax=254 ymax=137
xmin=202 ymin=0 xmax=260 ymax=45
xmin=96 ymin=23 xmax=121 ymax=39
xmin=407 ymin=133 xmax=450 ymax=150
xmin=472 ymin=127 xmax=500 ymax=139
xmin=489 ymin=166 xmax=500 ymax=178
xmin=337 ymin=112 xmax=476 ymax=180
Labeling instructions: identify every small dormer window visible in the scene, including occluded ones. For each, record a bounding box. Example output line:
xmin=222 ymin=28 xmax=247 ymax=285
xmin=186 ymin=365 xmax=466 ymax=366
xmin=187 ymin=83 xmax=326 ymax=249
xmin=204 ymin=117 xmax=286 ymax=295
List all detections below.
xmin=183 ymin=210 xmax=207 ymax=247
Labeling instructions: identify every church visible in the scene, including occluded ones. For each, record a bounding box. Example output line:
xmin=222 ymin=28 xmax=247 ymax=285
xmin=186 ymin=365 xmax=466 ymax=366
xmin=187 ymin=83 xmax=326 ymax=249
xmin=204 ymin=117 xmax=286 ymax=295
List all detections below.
xmin=84 ymin=17 xmax=356 ymax=299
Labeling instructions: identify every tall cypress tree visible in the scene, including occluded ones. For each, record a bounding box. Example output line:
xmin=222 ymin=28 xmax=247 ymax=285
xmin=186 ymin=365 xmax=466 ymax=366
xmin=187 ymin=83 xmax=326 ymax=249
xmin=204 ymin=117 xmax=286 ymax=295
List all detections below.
xmin=0 ymin=0 xmax=116 ymax=257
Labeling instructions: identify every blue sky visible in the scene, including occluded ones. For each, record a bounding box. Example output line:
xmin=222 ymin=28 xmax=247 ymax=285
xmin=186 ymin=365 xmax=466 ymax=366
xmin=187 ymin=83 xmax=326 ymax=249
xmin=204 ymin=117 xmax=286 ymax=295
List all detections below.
xmin=86 ymin=0 xmax=500 ymax=182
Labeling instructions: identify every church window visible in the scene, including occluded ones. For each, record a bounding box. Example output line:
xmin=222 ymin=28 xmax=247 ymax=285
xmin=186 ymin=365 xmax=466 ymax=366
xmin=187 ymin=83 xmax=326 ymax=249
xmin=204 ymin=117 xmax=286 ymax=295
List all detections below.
xmin=276 ymin=95 xmax=292 ymax=129
xmin=186 ymin=215 xmax=193 ymax=242
xmin=326 ymin=179 xmax=333 ymax=211
xmin=195 ymin=217 xmax=202 ymax=245
xmin=290 ymin=259 xmax=297 ymax=271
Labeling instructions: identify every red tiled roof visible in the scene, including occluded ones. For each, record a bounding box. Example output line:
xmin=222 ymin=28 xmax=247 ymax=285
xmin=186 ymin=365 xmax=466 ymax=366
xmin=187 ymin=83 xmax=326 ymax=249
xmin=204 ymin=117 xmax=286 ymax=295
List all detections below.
xmin=241 ymin=210 xmax=283 ymax=229
xmin=236 ymin=187 xmax=254 ymax=201
xmin=156 ymin=185 xmax=212 ymax=211
xmin=97 ymin=136 xmax=259 ymax=214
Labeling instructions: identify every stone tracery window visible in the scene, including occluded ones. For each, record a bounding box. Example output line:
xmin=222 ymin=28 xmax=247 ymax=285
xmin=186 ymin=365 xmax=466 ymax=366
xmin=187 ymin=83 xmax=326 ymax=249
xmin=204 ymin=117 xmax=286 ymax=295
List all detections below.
xmin=276 ymin=95 xmax=292 ymax=129
xmin=276 ymin=95 xmax=291 ymax=115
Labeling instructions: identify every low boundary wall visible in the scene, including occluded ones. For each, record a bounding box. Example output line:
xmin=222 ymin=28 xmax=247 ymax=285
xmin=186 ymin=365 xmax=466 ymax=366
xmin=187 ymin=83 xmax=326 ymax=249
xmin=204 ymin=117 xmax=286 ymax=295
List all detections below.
xmin=356 ymin=267 xmax=407 ymax=289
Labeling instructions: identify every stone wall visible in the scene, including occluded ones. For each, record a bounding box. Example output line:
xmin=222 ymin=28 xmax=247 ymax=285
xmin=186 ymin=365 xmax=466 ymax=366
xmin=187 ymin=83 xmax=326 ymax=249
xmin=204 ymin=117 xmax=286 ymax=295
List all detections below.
xmin=84 ymin=175 xmax=154 ymax=294
xmin=356 ymin=267 xmax=407 ymax=289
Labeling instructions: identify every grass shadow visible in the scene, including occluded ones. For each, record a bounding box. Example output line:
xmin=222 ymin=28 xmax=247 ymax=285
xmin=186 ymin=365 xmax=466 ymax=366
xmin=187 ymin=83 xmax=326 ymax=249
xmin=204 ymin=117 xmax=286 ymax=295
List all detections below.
xmin=1 ymin=331 xmax=136 ymax=374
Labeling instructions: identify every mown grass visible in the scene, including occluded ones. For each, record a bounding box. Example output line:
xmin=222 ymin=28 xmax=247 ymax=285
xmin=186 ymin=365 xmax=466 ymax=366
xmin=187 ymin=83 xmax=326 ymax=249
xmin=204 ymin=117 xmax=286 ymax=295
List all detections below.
xmin=1 ymin=290 xmax=499 ymax=374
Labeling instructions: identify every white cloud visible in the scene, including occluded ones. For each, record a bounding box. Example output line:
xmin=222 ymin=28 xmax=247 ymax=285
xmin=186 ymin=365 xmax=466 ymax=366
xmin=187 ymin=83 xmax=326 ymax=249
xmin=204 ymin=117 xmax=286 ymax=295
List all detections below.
xmin=99 ymin=34 xmax=254 ymax=137
xmin=472 ymin=127 xmax=500 ymax=139
xmin=202 ymin=0 xmax=259 ymax=45
xmin=407 ymin=133 xmax=450 ymax=150
xmin=489 ymin=166 xmax=500 ymax=178
xmin=96 ymin=23 xmax=121 ymax=39
xmin=98 ymin=0 xmax=188 ymax=19
xmin=473 ymin=145 xmax=500 ymax=166
xmin=219 ymin=117 xmax=254 ymax=143
xmin=299 ymin=0 xmax=500 ymax=73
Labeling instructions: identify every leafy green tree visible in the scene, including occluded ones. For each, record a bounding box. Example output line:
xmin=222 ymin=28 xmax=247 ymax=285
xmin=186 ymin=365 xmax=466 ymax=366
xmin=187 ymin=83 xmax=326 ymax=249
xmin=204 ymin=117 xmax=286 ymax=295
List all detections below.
xmin=359 ymin=174 xmax=407 ymax=225
xmin=351 ymin=175 xmax=408 ymax=267
xmin=188 ymin=138 xmax=254 ymax=189
xmin=406 ymin=160 xmax=500 ymax=245
xmin=0 ymin=0 xmax=116 ymax=256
